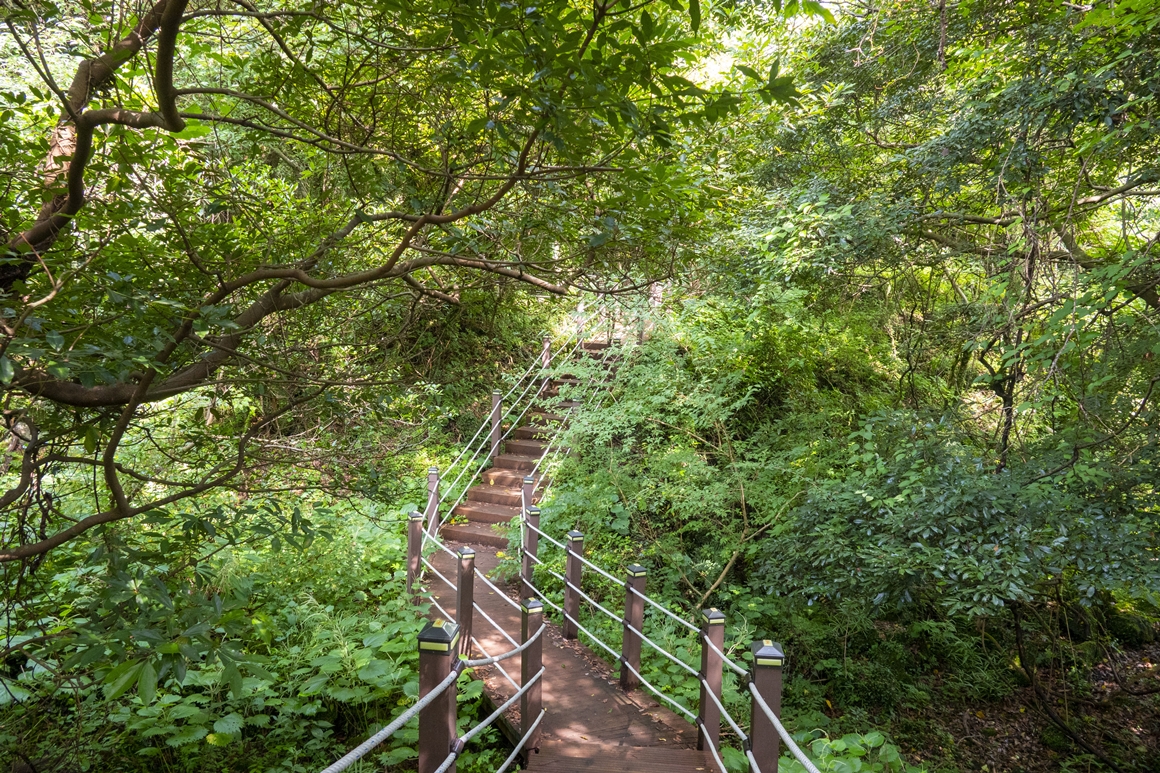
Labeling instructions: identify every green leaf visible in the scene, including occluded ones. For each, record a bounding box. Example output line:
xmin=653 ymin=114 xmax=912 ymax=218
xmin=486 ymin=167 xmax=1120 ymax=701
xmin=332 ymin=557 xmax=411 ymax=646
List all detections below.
xmin=166 ymin=726 xmax=208 ymax=747
xmin=213 ymin=713 xmax=244 ymax=735
xmin=688 ymin=0 xmax=700 ymax=33
xmin=0 ymin=356 xmax=13 ymax=385
xmin=137 ymin=661 xmax=157 ymax=705
xmin=104 ymin=661 xmax=144 ymax=700
xmin=172 ymin=120 xmax=211 ymax=140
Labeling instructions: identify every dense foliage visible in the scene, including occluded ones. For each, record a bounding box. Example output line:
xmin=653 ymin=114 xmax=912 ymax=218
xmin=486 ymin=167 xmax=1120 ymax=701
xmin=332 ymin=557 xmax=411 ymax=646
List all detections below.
xmin=4 ymin=0 xmax=1160 ymax=772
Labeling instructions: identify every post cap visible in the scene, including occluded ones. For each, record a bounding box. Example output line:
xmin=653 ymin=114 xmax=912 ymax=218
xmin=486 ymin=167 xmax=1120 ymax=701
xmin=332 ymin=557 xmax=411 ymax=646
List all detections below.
xmin=409 ymin=510 xmax=425 ymax=522
xmin=751 ymin=639 xmax=785 ymax=668
xmin=418 ymin=619 xmax=461 ymax=653
xmin=428 ymin=466 xmax=439 ymax=474
xmin=525 ymin=506 xmax=541 ymax=517
xmin=613 ymin=337 xmax=622 ymax=345
xmin=701 ymin=608 xmax=726 ymax=625
xmin=458 ymin=546 xmax=475 ymax=558
xmin=523 ymin=475 xmax=535 ymax=484
xmin=493 ymin=389 xmax=501 ymax=395
xmin=521 ymin=598 xmax=544 ymax=614
xmin=626 ymin=564 xmax=647 ymax=578
xmin=567 ymin=530 xmax=584 ymax=542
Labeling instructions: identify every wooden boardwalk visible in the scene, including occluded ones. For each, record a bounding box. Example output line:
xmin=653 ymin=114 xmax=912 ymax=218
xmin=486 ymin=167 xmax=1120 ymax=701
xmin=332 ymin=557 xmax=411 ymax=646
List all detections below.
xmin=427 ymin=342 xmax=711 ymax=773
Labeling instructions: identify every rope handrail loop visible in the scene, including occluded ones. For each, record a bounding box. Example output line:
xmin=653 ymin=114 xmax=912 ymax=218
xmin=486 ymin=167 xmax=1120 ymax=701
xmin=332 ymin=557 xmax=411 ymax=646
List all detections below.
xmin=317 ymin=666 xmax=459 ymax=773
xmin=494 ymin=709 xmax=546 ymax=773
xmin=463 ymin=623 xmax=545 ymax=667
xmin=749 ymin=680 xmax=823 ymax=773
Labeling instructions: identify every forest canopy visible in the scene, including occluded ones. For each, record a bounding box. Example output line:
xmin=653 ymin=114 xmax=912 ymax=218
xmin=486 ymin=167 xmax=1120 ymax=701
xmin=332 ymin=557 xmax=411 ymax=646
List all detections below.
xmin=3 ymin=0 xmax=1160 ymax=772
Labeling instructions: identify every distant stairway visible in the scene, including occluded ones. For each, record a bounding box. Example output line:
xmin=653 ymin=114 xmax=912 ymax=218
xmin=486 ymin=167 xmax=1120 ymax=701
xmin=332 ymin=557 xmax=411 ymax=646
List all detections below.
xmin=439 ymin=341 xmax=616 ymax=548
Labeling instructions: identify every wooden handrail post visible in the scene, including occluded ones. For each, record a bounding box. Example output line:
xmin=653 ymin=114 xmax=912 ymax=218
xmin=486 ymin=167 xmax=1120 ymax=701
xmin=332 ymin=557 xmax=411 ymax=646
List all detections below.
xmin=521 ymin=505 xmax=540 ymax=596
xmin=418 ymin=619 xmax=460 ymax=773
xmin=697 ymin=608 xmax=725 ymax=752
xmin=619 ymin=564 xmax=647 ymax=690
xmin=563 ymin=530 xmax=584 ymax=640
xmin=541 ymin=335 xmax=552 ymax=395
xmin=490 ymin=390 xmax=502 ymax=459
xmin=456 ymin=546 xmax=476 ymax=659
xmin=425 ymin=467 xmax=440 ymax=535
xmin=750 ymin=639 xmax=785 ymax=773
xmin=522 ymin=474 xmax=535 ymax=512
xmin=407 ymin=510 xmax=424 ymax=600
xmin=521 ymin=598 xmax=544 ymax=753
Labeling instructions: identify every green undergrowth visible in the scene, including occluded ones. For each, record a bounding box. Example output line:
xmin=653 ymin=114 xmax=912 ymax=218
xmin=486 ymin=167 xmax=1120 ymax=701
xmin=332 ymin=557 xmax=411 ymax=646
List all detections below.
xmin=1 ymin=498 xmax=511 ymax=773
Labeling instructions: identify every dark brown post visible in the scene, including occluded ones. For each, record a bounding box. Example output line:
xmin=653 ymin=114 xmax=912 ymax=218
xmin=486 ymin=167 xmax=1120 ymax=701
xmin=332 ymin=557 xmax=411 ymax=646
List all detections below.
xmin=490 ymin=390 xmax=502 ymax=459
xmin=521 ymin=506 xmax=540 ymax=596
xmin=750 ymin=640 xmax=785 ymax=773
xmin=456 ymin=546 xmax=476 ymax=659
xmin=620 ymin=564 xmax=646 ymax=690
xmin=425 ymin=467 xmax=440 ymax=535
xmin=522 ymin=475 xmax=535 ymax=512
xmin=697 ymin=608 xmax=725 ymax=752
xmin=563 ymin=530 xmax=584 ymax=640
xmin=541 ymin=335 xmax=551 ymax=395
xmin=521 ymin=598 xmax=544 ymax=752
xmin=418 ymin=620 xmax=460 ymax=773
xmin=407 ymin=510 xmax=424 ymax=600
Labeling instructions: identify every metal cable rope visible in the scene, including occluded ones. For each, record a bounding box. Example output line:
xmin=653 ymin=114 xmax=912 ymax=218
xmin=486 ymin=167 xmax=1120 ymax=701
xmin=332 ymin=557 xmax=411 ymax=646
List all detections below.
xmin=420 ymin=555 xmax=456 ymax=592
xmin=701 ymin=632 xmax=749 ymax=678
xmin=422 ymin=531 xmax=458 ymax=558
xmin=438 ymin=307 xmax=601 ymax=487
xmin=437 ymin=365 xmax=549 ymax=527
xmin=464 ymin=623 xmax=544 ymax=667
xmin=317 ymin=666 xmax=460 ymax=773
xmin=617 ymin=657 xmax=696 ymax=720
xmin=424 ymin=580 xmax=519 ymax=687
xmin=565 ymin=577 xmax=622 ymax=626
xmin=431 ymin=668 xmax=546 ymax=773
xmin=494 ymin=709 xmax=545 ymax=773
xmin=628 ymin=586 xmax=700 ymax=634
xmin=522 ymin=520 xmax=621 ymax=587
xmin=699 ymin=720 xmax=731 ymax=773
xmin=698 ymin=676 xmax=750 ymax=744
xmin=624 ymin=618 xmax=699 ymax=678
xmin=476 ymin=571 xmax=522 ymax=612
xmin=527 ymin=341 xmax=616 ymax=478
xmin=471 ymin=596 xmax=519 ymax=648
xmin=750 ymin=681 xmax=822 ymax=773
xmin=524 ymin=580 xmax=565 ymax=614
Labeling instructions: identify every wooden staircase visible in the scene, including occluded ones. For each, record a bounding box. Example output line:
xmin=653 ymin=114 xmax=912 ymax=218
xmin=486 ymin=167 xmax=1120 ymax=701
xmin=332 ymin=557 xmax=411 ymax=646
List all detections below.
xmin=439 ymin=342 xmax=617 ymax=549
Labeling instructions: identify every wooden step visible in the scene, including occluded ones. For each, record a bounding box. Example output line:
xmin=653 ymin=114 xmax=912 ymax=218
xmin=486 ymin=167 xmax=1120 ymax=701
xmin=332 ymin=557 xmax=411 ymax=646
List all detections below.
xmin=439 ymin=520 xmax=509 ymax=548
xmin=505 ymin=438 xmax=548 ymax=456
xmin=452 ymin=501 xmax=520 ymax=524
xmin=513 ymin=424 xmax=552 ymax=440
xmin=581 ymin=341 xmax=610 ymax=351
xmin=482 ymin=468 xmax=542 ymax=487
xmin=530 ymin=409 xmax=567 ymax=424
xmin=530 ymin=743 xmax=708 ymax=772
xmin=466 ymin=485 xmax=537 ymax=507
xmin=492 ymin=453 xmax=540 ymax=471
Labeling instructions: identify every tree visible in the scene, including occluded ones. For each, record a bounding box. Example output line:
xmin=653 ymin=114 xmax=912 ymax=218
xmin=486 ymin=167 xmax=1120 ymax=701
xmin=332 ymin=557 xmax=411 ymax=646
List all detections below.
xmin=0 ymin=0 xmax=761 ymax=565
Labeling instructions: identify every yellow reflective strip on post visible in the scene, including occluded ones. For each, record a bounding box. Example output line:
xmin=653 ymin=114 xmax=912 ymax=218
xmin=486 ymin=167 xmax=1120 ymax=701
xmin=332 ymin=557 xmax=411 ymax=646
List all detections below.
xmin=756 ymin=657 xmax=783 ymax=667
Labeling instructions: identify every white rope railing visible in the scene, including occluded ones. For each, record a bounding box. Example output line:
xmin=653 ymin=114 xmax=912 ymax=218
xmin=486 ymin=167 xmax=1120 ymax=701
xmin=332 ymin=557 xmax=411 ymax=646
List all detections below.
xmin=750 ymin=680 xmax=822 ymax=773
xmin=629 ymin=586 xmax=701 ymax=634
xmin=431 ymin=667 xmax=546 ymax=773
xmin=494 ymin=709 xmax=545 ymax=773
xmin=318 ymin=666 xmax=460 ymax=773
xmin=464 ymin=624 xmax=544 ymax=667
